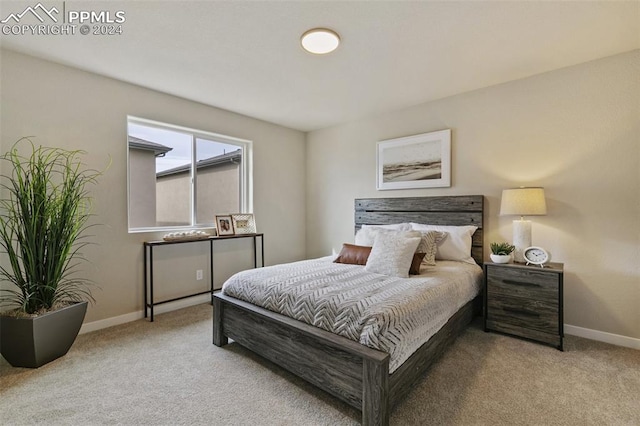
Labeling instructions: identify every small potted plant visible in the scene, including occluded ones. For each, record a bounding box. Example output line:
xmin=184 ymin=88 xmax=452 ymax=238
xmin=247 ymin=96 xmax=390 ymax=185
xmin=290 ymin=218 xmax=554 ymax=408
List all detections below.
xmin=490 ymin=242 xmax=515 ymax=264
xmin=0 ymin=138 xmax=103 ymax=368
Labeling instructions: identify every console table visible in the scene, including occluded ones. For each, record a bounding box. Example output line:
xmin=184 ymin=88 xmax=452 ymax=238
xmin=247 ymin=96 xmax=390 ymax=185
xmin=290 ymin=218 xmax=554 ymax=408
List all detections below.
xmin=143 ymin=233 xmax=264 ymax=321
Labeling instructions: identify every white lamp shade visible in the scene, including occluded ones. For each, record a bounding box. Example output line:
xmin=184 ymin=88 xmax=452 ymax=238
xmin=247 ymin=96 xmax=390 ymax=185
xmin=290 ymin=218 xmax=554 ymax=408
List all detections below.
xmin=500 ymin=187 xmax=547 ymax=217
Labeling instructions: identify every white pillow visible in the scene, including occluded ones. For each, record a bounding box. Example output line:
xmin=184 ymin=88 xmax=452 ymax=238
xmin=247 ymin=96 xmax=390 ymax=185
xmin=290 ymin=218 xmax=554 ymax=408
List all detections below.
xmin=364 ymin=232 xmax=421 ymax=278
xmin=356 ymin=224 xmax=411 ymax=245
xmin=354 ymin=227 xmax=376 ymax=246
xmin=355 ymin=227 xmax=418 ymax=247
xmin=409 ymin=223 xmax=478 ymax=264
xmin=355 ymin=228 xmax=441 ymax=266
xmin=361 ymin=223 xmax=410 ymax=231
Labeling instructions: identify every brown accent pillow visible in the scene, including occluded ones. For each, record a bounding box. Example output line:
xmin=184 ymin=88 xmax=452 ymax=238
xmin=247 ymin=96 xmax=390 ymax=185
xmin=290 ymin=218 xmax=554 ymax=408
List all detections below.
xmin=335 ymin=243 xmax=425 ymax=275
xmin=334 ymin=243 xmax=371 ymax=265
xmin=410 ymin=253 xmax=426 ymax=275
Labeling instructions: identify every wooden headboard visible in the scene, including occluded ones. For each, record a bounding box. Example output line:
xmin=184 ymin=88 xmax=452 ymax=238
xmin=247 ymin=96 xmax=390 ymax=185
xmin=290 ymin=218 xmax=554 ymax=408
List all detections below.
xmin=354 ymin=195 xmax=484 ymax=265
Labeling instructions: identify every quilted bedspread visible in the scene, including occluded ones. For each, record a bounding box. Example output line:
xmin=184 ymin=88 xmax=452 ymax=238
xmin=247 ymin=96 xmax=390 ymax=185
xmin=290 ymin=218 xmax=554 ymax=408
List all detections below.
xmin=221 ymin=257 xmax=482 ymax=373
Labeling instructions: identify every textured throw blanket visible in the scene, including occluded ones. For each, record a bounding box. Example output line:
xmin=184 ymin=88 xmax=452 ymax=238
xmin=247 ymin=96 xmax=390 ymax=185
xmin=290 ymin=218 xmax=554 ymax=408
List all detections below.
xmin=222 ymin=257 xmax=482 ymax=372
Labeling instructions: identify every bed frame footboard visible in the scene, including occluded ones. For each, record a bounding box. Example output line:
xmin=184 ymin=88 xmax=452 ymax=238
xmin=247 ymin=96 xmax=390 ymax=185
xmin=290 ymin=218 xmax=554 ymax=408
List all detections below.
xmin=213 ymin=293 xmax=480 ymax=426
xmin=214 ymin=293 xmax=389 ymax=424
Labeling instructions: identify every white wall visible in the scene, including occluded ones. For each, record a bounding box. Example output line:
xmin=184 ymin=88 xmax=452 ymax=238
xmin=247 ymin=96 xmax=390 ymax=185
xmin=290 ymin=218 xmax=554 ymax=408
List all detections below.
xmin=306 ymin=50 xmax=640 ymax=341
xmin=2 ymin=47 xmax=638 ymax=343
xmin=0 ymin=49 xmax=307 ymax=323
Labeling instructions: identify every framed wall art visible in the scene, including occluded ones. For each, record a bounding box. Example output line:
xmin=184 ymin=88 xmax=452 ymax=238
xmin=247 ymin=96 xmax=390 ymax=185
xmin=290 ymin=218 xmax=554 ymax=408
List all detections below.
xmin=376 ymin=129 xmax=451 ymax=190
xmin=215 ymin=215 xmax=235 ymax=236
xmin=231 ymin=213 xmax=257 ymax=234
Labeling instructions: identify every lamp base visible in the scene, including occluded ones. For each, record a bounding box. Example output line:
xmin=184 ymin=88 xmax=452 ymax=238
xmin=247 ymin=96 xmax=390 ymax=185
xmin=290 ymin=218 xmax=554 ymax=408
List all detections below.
xmin=512 ymin=219 xmax=531 ymax=263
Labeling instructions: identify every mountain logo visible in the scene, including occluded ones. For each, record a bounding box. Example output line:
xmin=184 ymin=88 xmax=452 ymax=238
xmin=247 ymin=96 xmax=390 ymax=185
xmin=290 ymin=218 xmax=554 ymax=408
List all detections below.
xmin=1 ymin=3 xmax=60 ymax=24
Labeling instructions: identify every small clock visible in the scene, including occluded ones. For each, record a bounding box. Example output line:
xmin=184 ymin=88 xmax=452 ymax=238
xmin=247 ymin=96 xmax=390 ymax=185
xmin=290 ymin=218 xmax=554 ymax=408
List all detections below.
xmin=523 ymin=246 xmax=550 ymax=267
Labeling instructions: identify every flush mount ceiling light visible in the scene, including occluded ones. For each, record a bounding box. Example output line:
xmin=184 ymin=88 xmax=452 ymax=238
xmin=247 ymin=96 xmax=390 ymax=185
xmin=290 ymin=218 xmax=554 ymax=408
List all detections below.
xmin=300 ymin=28 xmax=340 ymax=54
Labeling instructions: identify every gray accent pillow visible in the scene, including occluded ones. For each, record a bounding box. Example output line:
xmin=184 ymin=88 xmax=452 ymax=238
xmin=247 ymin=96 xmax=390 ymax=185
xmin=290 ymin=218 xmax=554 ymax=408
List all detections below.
xmin=416 ymin=230 xmax=447 ymax=266
xmin=364 ymin=232 xmax=421 ymax=278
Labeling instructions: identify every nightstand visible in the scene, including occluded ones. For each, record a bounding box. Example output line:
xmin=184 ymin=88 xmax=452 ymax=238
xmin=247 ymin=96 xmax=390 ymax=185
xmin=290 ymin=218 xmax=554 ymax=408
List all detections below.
xmin=484 ymin=261 xmax=564 ymax=350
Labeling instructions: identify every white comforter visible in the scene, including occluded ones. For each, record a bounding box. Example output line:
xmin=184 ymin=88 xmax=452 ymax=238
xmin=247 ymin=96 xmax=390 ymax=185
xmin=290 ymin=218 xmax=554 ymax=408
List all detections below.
xmin=222 ymin=257 xmax=482 ymax=373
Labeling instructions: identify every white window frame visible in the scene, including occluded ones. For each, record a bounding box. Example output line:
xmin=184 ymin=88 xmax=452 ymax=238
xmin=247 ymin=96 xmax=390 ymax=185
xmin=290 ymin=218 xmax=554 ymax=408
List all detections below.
xmin=127 ymin=116 xmax=253 ymax=233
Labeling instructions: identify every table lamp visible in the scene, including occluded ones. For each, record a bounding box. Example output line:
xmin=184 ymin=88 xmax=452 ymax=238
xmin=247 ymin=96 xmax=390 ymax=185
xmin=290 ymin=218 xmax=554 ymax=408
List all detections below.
xmin=500 ymin=187 xmax=547 ymax=263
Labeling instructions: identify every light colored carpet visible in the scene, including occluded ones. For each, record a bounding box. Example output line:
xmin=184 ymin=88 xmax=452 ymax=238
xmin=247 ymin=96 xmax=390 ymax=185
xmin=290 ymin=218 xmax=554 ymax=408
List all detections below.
xmin=1 ymin=303 xmax=638 ymax=425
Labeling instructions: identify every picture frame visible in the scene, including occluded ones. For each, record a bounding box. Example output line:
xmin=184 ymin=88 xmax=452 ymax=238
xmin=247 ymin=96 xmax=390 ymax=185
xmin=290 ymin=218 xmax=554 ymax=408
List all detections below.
xmin=215 ymin=215 xmax=235 ymax=236
xmin=376 ymin=129 xmax=451 ymax=190
xmin=231 ymin=213 xmax=257 ymax=234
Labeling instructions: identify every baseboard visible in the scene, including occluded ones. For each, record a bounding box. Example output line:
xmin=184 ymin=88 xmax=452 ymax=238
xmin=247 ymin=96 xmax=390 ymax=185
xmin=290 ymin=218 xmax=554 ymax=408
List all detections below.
xmin=79 ymin=294 xmax=211 ymax=335
xmin=565 ymin=324 xmax=640 ymax=350
xmin=80 ymin=310 xmax=143 ymax=334
xmin=80 ymin=302 xmax=639 ymax=350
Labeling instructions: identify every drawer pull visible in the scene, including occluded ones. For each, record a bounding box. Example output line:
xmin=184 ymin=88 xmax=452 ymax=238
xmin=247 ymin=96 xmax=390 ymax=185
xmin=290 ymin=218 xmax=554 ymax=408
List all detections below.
xmin=503 ymin=279 xmax=540 ymax=288
xmin=503 ymin=307 xmax=540 ymax=317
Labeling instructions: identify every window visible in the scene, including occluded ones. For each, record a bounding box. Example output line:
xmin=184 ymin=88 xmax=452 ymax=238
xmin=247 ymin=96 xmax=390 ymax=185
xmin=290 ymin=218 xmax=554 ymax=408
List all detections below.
xmin=127 ymin=117 xmax=252 ymax=232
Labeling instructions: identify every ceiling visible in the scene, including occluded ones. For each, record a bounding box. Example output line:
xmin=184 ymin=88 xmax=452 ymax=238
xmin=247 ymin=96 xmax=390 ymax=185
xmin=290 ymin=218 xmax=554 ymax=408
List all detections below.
xmin=1 ymin=1 xmax=638 ymax=132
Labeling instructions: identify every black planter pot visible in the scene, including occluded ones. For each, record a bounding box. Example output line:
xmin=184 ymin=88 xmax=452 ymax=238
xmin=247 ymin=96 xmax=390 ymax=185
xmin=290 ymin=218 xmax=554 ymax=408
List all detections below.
xmin=0 ymin=301 xmax=88 ymax=368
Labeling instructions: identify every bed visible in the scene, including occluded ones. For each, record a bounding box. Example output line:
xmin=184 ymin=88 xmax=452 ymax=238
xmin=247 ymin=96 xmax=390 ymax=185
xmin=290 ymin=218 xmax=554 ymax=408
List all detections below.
xmin=213 ymin=195 xmax=484 ymax=425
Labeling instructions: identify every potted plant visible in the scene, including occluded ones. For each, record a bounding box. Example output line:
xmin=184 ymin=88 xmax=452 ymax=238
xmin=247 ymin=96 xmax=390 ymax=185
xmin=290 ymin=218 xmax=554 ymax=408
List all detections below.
xmin=490 ymin=242 xmax=515 ymax=264
xmin=0 ymin=139 xmax=102 ymax=368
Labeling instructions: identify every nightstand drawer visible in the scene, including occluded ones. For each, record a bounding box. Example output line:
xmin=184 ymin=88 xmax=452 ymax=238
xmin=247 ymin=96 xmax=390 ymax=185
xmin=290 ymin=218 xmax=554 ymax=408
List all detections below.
xmin=485 ymin=320 xmax=562 ymax=347
xmin=487 ymin=294 xmax=558 ymax=334
xmin=486 ymin=265 xmax=558 ymax=302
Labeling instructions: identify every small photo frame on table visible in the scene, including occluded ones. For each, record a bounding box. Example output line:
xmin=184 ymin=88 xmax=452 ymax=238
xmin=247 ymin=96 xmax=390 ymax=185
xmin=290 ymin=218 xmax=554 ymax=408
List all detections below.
xmin=231 ymin=213 xmax=257 ymax=234
xmin=215 ymin=215 xmax=235 ymax=236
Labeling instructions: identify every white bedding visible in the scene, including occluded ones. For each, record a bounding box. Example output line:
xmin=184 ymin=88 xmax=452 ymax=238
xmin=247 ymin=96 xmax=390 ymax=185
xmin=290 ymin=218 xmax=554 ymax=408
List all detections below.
xmin=222 ymin=257 xmax=482 ymax=373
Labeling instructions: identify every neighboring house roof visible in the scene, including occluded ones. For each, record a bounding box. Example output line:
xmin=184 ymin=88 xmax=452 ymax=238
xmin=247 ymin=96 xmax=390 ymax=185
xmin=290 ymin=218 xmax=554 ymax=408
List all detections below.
xmin=156 ymin=149 xmax=242 ymax=178
xmin=128 ymin=136 xmax=173 ymax=157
